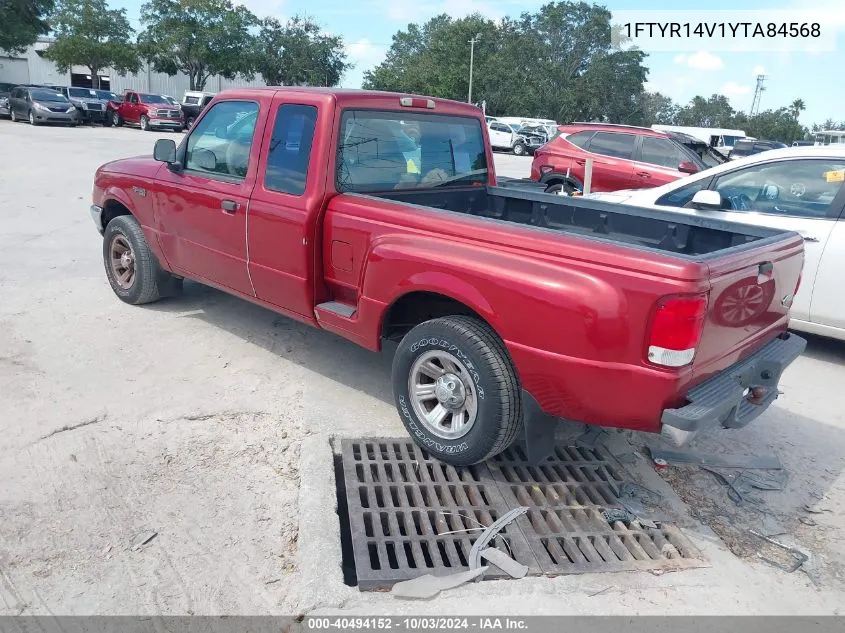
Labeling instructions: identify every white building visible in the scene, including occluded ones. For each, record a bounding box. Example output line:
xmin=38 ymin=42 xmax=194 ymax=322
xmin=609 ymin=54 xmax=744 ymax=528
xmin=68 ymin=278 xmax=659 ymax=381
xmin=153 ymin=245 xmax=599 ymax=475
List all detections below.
xmin=0 ymin=38 xmax=264 ymax=97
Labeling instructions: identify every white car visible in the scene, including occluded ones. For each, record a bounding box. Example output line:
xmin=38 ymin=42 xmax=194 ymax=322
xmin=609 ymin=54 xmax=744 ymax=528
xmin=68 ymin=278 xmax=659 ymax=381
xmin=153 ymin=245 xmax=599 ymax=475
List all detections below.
xmin=586 ymin=146 xmax=845 ymax=341
xmin=488 ymin=121 xmax=516 ymax=151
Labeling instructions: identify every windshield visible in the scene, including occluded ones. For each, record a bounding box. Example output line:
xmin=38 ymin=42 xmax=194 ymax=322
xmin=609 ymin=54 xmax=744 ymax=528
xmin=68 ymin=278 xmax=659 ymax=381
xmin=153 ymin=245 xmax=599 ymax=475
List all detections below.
xmin=140 ymin=94 xmax=168 ymax=104
xmin=336 ymin=110 xmax=488 ymax=192
xmin=31 ymin=90 xmax=69 ymax=103
xmin=69 ymin=88 xmax=98 ymax=99
xmin=94 ymin=90 xmax=119 ymax=101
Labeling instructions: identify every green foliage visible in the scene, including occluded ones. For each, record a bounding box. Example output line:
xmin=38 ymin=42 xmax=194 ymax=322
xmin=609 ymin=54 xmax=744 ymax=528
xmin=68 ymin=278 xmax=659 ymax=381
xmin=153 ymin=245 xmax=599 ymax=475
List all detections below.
xmin=675 ymin=94 xmax=737 ymax=128
xmin=253 ymin=16 xmax=350 ymax=87
xmin=0 ymin=0 xmax=54 ymax=53
xmin=42 ymin=0 xmax=138 ymax=87
xmin=138 ymin=0 xmax=257 ymax=90
xmin=363 ymin=2 xmax=649 ymax=124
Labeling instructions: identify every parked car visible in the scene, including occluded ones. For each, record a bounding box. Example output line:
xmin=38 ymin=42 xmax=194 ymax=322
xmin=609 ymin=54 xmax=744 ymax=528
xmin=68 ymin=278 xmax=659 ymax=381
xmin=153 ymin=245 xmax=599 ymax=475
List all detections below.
xmin=8 ymin=86 xmax=78 ymax=126
xmin=89 ymin=87 xmax=805 ymax=463
xmin=181 ymin=90 xmax=216 ymax=129
xmin=97 ymin=90 xmax=123 ymax=122
xmin=584 ymin=147 xmax=845 ymax=341
xmin=513 ymin=125 xmax=548 ymax=156
xmin=531 ymin=123 xmax=705 ymax=195
xmin=0 ymin=82 xmax=16 ymax=118
xmin=728 ymin=139 xmax=788 ymax=160
xmin=110 ymin=90 xmax=183 ymax=131
xmin=664 ymin=130 xmax=727 ymax=168
xmin=487 ymin=120 xmax=516 ymax=151
xmin=793 ymin=140 xmax=814 ymax=147
xmin=54 ymin=86 xmax=109 ymax=125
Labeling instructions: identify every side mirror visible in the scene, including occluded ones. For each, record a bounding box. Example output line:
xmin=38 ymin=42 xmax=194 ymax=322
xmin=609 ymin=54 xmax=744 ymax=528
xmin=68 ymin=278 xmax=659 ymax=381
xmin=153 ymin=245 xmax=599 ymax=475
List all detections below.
xmin=690 ymin=189 xmax=722 ymax=210
xmin=678 ymin=161 xmax=699 ymax=174
xmin=154 ymin=138 xmax=177 ymax=164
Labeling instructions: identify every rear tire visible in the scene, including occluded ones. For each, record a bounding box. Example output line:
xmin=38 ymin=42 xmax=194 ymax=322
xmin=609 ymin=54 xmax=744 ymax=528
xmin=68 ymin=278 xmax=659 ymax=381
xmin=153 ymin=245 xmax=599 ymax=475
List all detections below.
xmin=392 ymin=315 xmax=522 ymax=466
xmin=545 ymin=181 xmax=576 ymax=196
xmin=185 ymin=116 xmax=195 ymax=129
xmin=102 ymin=215 xmax=181 ymax=305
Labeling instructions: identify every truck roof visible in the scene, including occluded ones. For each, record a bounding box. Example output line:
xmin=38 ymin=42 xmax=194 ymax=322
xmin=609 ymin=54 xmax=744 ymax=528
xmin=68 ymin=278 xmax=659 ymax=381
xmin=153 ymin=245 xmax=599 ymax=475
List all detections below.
xmin=209 ymin=86 xmax=483 ymax=117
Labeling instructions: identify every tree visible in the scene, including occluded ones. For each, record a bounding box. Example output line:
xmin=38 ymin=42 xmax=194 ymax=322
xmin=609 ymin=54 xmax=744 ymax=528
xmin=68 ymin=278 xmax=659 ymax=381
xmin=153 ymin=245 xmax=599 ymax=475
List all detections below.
xmin=42 ymin=0 xmax=139 ymax=88
xmin=138 ymin=0 xmax=257 ymax=91
xmin=635 ymin=91 xmax=678 ymax=126
xmin=675 ymin=94 xmax=736 ymax=127
xmin=252 ymin=16 xmax=350 ymax=87
xmin=363 ymin=2 xmax=648 ymax=123
xmin=744 ymin=108 xmax=806 ymax=144
xmin=0 ymin=0 xmax=54 ymax=53
xmin=789 ymin=98 xmax=806 ymax=119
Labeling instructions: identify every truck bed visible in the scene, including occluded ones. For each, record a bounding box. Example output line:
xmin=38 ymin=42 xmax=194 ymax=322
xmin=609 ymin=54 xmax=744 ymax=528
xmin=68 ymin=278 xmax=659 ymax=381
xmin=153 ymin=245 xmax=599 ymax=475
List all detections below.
xmin=376 ymin=185 xmax=787 ymax=258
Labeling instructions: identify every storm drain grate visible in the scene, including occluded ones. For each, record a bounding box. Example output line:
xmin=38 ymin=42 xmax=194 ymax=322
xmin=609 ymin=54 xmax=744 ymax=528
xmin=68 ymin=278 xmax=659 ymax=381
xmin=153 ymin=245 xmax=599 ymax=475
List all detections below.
xmin=340 ymin=439 xmax=540 ymax=590
xmin=340 ymin=439 xmax=706 ymax=590
xmin=488 ymin=444 xmax=706 ymax=574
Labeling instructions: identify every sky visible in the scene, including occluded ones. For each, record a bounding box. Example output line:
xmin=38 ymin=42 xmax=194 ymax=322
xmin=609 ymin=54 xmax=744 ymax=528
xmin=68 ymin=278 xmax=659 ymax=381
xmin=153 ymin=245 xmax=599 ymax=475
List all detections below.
xmin=112 ymin=0 xmax=845 ymax=127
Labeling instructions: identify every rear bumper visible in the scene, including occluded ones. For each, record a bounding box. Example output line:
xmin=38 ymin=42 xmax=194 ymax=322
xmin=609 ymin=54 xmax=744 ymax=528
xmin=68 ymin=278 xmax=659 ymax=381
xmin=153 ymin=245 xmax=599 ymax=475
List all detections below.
xmin=661 ymin=332 xmax=806 ymax=433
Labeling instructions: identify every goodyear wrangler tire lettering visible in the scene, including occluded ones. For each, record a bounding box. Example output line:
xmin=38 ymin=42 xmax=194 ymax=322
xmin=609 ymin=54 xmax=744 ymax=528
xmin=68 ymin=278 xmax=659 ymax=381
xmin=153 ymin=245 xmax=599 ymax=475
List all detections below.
xmin=391 ymin=316 xmax=523 ymax=466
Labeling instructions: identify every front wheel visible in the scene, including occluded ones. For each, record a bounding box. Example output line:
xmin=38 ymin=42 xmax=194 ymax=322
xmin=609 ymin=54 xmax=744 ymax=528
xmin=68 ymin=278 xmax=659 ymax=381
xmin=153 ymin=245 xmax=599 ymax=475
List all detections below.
xmin=10 ymin=109 xmax=17 ymax=122
xmin=103 ymin=215 xmax=181 ymax=305
xmin=29 ymin=111 xmax=38 ymax=126
xmin=112 ymin=111 xmax=123 ymax=126
xmin=545 ymin=181 xmax=576 ymax=196
xmin=392 ymin=315 xmax=522 ymax=465
xmin=185 ymin=116 xmax=195 ymax=129
xmin=512 ymin=141 xmax=527 ymax=156
xmin=140 ymin=115 xmax=150 ymax=131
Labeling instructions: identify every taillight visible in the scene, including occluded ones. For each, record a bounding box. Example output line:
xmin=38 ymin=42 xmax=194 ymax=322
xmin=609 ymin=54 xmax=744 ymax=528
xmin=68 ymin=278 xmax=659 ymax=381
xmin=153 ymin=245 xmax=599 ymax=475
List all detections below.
xmin=647 ymin=294 xmax=709 ymax=368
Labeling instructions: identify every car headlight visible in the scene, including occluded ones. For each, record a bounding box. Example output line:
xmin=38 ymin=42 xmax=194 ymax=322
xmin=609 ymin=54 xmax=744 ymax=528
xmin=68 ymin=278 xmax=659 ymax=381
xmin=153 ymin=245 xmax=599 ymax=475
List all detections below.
xmin=0 ymin=97 xmax=7 ymax=107
xmin=33 ymin=102 xmax=50 ymax=111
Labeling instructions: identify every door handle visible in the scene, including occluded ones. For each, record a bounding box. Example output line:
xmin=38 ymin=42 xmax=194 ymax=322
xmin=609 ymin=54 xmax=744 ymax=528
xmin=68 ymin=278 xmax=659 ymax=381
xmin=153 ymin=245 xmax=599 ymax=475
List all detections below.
xmin=802 ymin=235 xmax=819 ymax=243
xmin=221 ymin=199 xmax=240 ymax=213
xmin=636 ymin=171 xmax=651 ymax=177
xmin=575 ymin=159 xmax=586 ymax=165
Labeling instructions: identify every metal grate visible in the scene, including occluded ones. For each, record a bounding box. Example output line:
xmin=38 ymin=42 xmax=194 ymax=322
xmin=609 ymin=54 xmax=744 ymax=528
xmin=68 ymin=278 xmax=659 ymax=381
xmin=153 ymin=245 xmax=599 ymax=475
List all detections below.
xmin=340 ymin=439 xmax=706 ymax=590
xmin=488 ymin=445 xmax=706 ymax=574
xmin=340 ymin=440 xmax=540 ymax=591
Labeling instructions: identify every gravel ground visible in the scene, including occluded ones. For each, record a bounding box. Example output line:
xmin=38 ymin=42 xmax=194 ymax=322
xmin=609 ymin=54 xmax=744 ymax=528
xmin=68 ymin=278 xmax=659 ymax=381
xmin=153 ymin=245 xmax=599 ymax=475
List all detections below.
xmin=1 ymin=121 xmax=844 ymax=615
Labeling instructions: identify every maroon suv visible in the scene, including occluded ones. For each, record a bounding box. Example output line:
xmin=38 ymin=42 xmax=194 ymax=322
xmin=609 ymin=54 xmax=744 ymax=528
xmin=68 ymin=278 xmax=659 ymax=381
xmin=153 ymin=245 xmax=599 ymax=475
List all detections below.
xmin=531 ymin=123 xmax=705 ymax=194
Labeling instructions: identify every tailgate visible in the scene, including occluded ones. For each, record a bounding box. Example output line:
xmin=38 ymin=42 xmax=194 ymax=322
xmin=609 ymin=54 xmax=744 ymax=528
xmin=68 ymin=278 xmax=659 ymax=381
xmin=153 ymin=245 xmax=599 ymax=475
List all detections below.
xmin=692 ymin=233 xmax=804 ymax=383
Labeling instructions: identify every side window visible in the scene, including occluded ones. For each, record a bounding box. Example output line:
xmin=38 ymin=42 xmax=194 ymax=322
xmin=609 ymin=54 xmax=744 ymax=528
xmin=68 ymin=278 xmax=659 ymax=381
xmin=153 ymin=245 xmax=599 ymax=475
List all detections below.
xmin=129 ymin=93 xmax=138 ymax=104
xmin=640 ymin=137 xmax=690 ymax=169
xmin=185 ymin=100 xmax=259 ymax=180
xmin=712 ymin=159 xmax=845 ymax=218
xmin=586 ymin=132 xmax=636 ymax=159
xmin=656 ymin=180 xmax=707 ymax=207
xmin=264 ymin=104 xmax=317 ymax=196
xmin=564 ymin=131 xmax=594 ymax=149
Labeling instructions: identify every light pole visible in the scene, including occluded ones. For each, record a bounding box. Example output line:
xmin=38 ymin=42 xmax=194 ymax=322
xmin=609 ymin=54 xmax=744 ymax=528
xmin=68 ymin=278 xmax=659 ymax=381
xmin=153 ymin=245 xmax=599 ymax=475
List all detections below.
xmin=468 ymin=33 xmax=481 ymax=104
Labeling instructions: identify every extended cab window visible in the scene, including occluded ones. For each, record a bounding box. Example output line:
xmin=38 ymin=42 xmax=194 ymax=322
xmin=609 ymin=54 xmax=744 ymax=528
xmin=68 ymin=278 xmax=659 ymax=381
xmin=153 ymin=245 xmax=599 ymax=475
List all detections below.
xmin=186 ymin=100 xmax=259 ymax=180
xmin=336 ymin=110 xmax=487 ymax=192
xmin=265 ymin=104 xmax=317 ymax=195
xmin=587 ymin=132 xmax=636 ymax=159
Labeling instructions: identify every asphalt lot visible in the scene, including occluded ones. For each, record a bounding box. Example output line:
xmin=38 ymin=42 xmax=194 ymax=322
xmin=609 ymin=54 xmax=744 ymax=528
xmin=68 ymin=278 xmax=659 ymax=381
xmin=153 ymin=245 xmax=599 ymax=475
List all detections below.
xmin=1 ymin=121 xmax=845 ymax=615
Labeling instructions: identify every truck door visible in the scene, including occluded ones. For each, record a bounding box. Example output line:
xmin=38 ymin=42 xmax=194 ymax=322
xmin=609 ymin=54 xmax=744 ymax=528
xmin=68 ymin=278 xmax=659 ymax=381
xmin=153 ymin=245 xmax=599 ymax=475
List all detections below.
xmin=154 ymin=99 xmax=267 ymax=296
xmin=246 ymin=93 xmax=326 ymax=319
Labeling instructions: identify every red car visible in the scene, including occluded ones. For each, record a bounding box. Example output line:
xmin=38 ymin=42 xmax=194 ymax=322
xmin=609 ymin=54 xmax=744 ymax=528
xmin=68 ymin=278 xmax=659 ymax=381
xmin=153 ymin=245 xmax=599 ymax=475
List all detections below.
xmin=110 ymin=90 xmax=184 ymax=132
xmin=531 ymin=123 xmax=705 ymax=194
xmin=89 ymin=88 xmax=805 ymax=465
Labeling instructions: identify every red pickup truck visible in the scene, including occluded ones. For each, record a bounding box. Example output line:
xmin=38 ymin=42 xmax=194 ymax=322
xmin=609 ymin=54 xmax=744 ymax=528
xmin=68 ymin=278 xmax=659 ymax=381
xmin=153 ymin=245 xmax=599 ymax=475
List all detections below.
xmin=90 ymin=88 xmax=806 ymax=465
xmin=110 ymin=90 xmax=184 ymax=132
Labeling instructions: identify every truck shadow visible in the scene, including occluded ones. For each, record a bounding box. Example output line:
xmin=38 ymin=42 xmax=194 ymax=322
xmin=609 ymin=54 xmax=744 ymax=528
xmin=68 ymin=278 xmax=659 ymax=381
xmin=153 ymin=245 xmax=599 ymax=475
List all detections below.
xmin=798 ymin=331 xmax=845 ymax=364
xmin=147 ymin=281 xmax=395 ymax=405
